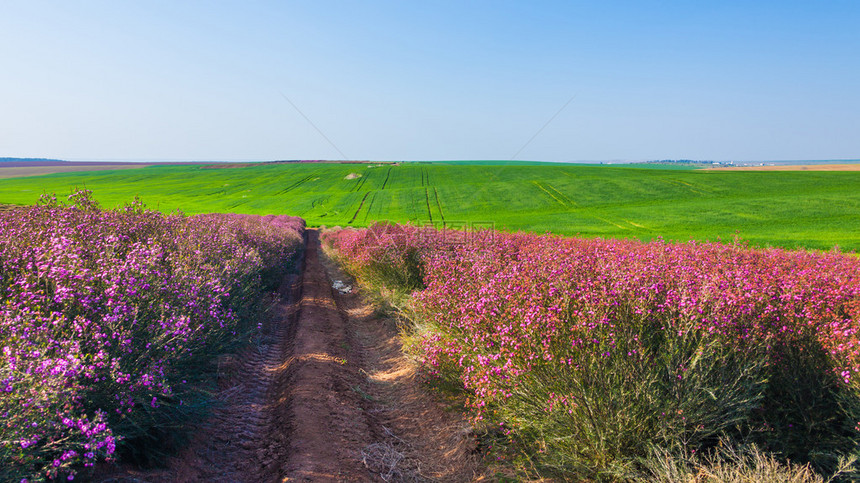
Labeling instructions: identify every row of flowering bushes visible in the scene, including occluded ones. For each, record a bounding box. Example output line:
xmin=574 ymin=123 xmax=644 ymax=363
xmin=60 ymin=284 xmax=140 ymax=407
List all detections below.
xmin=1 ymin=191 xmax=304 ymax=481
xmin=324 ymin=223 xmax=860 ymax=480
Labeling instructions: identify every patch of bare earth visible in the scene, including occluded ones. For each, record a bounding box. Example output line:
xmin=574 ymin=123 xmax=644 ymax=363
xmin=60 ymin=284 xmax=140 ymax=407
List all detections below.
xmin=279 ymin=230 xmax=482 ymax=481
xmin=96 ymin=229 xmax=482 ymax=482
xmin=0 ymin=164 xmax=153 ymax=179
xmin=316 ymin=234 xmax=483 ymax=482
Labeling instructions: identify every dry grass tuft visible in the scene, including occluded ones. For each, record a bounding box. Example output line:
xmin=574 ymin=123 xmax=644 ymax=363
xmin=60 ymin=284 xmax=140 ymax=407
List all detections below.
xmin=642 ymin=444 xmax=857 ymax=483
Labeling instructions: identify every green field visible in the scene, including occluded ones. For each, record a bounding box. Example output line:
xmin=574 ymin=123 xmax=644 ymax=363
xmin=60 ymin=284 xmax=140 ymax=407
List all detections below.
xmin=1 ymin=161 xmax=859 ymax=251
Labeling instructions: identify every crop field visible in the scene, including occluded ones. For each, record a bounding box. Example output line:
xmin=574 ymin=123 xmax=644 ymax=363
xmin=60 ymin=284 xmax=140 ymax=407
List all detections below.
xmin=3 ymin=181 xmax=859 ymax=479
xmin=1 ymin=161 xmax=859 ymax=251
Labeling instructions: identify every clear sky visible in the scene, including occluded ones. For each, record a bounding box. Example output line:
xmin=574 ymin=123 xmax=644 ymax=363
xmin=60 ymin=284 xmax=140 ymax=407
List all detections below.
xmin=1 ymin=1 xmax=858 ymax=162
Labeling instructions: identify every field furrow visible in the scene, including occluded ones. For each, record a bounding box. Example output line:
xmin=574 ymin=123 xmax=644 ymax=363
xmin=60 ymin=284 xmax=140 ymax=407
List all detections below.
xmin=546 ymin=182 xmax=576 ymax=206
xmin=363 ymin=192 xmax=377 ymax=223
xmin=380 ymin=167 xmax=391 ymax=190
xmin=276 ymin=173 xmax=317 ymax=195
xmin=424 ymin=187 xmax=433 ymax=223
xmin=348 ymin=192 xmax=370 ymax=224
xmin=533 ymin=180 xmax=569 ymax=207
xmin=434 ymin=186 xmax=445 ymax=222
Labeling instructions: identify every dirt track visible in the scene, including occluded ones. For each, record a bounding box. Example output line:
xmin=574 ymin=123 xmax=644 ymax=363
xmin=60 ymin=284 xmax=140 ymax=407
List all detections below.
xmin=98 ymin=230 xmax=480 ymax=482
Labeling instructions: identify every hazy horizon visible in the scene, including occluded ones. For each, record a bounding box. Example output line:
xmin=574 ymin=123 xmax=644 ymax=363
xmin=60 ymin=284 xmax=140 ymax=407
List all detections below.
xmin=5 ymin=156 xmax=860 ymax=167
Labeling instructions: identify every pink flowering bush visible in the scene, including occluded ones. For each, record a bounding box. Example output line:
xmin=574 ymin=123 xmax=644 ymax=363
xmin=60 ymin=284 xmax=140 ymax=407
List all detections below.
xmin=325 ymin=223 xmax=860 ymax=479
xmin=325 ymin=222 xmax=429 ymax=292
xmin=1 ymin=191 xmax=303 ymax=481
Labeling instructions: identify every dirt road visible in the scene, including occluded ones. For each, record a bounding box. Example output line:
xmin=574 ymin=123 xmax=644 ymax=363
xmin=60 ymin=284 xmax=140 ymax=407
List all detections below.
xmin=99 ymin=229 xmax=480 ymax=482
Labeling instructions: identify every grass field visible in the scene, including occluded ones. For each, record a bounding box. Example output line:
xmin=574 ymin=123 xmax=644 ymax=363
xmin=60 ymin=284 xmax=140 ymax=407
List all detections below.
xmin=1 ymin=161 xmax=859 ymax=251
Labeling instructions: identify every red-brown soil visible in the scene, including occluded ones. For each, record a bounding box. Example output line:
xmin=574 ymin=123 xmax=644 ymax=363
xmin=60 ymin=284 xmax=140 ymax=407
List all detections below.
xmin=201 ymin=161 xmax=398 ymax=169
xmin=96 ymin=230 xmax=481 ymax=482
xmin=0 ymin=164 xmax=154 ymax=179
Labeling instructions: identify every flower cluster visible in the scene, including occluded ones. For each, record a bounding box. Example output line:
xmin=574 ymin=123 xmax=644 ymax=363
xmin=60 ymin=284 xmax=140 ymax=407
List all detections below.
xmin=1 ymin=191 xmax=303 ymax=481
xmin=326 ymin=223 xmax=860 ymax=473
xmin=330 ymin=224 xmax=860 ymax=404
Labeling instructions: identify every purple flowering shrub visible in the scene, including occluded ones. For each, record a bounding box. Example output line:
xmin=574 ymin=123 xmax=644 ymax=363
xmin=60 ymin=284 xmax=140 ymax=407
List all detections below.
xmin=193 ymin=213 xmax=306 ymax=293
xmin=1 ymin=191 xmax=303 ymax=481
xmin=325 ymin=223 xmax=860 ymax=478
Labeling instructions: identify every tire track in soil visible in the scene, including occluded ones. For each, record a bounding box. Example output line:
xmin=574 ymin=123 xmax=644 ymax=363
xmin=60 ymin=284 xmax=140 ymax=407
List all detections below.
xmin=275 ymin=229 xmax=376 ymax=481
xmin=98 ymin=253 xmax=304 ymax=482
xmin=96 ymin=229 xmax=482 ymax=482
xmin=276 ymin=230 xmax=483 ymax=481
xmin=316 ymin=235 xmax=483 ymax=482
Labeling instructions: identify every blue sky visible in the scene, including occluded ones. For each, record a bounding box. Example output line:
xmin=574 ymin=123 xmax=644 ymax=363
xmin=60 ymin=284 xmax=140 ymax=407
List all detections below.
xmin=1 ymin=1 xmax=858 ymax=162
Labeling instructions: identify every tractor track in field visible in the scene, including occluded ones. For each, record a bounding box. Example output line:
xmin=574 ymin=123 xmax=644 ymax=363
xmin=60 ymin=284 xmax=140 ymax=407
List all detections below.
xmin=348 ymin=192 xmax=371 ymax=224
xmin=424 ymin=188 xmax=433 ymax=223
xmin=97 ymin=230 xmax=482 ymax=482
xmin=276 ymin=173 xmax=318 ymax=195
xmin=432 ymin=187 xmax=445 ymax=222
xmin=363 ymin=192 xmax=377 ymax=223
xmin=380 ymin=167 xmax=392 ymax=190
